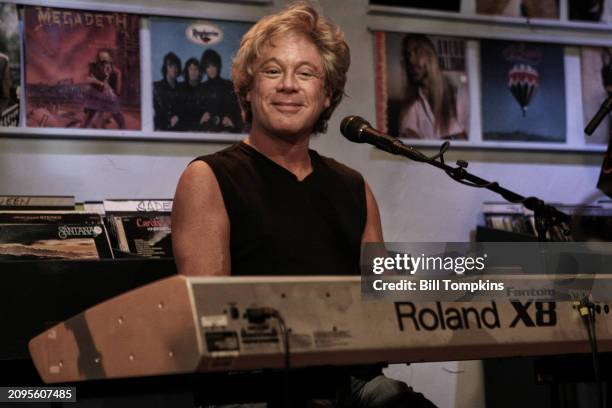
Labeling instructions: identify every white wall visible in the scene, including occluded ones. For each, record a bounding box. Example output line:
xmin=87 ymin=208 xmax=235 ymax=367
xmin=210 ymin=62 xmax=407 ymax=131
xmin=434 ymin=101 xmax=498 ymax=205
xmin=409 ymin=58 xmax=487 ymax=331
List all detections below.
xmin=2 ymin=0 xmax=609 ymax=406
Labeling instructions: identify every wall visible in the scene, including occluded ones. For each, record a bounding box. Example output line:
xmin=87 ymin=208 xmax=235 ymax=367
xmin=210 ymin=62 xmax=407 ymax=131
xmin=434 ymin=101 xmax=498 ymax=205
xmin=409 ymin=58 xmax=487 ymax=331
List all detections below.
xmin=1 ymin=0 xmax=609 ymax=406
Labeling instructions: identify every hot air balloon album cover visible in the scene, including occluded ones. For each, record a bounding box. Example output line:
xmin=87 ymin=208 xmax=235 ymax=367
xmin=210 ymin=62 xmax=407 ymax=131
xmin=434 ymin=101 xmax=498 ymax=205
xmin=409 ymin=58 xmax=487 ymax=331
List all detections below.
xmin=374 ymin=31 xmax=470 ymax=140
xmin=24 ymin=7 xmax=141 ymax=130
xmin=150 ymin=17 xmax=251 ymax=133
xmin=0 ymin=2 xmax=20 ymax=127
xmin=581 ymin=47 xmax=612 ymax=145
xmin=480 ymin=40 xmax=566 ymax=143
xmin=476 ymin=0 xmax=559 ymax=19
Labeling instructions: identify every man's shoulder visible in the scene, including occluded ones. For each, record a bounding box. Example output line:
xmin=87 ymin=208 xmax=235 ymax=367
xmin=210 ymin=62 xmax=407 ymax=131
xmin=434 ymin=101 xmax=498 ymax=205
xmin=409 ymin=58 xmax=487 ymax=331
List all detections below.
xmin=192 ymin=143 xmax=244 ymax=169
xmin=153 ymin=79 xmax=166 ymax=90
xmin=203 ymin=77 xmax=234 ymax=89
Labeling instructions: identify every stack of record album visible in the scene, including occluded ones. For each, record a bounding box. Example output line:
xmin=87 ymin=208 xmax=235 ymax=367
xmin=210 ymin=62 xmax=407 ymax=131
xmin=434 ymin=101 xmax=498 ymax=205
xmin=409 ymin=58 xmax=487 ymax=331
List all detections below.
xmin=103 ymin=199 xmax=173 ymax=259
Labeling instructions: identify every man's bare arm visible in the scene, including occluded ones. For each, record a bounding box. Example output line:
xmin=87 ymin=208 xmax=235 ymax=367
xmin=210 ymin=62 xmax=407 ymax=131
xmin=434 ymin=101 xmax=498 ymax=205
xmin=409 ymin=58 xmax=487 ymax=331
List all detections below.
xmin=171 ymin=161 xmax=231 ymax=276
xmin=362 ymin=181 xmax=384 ymax=243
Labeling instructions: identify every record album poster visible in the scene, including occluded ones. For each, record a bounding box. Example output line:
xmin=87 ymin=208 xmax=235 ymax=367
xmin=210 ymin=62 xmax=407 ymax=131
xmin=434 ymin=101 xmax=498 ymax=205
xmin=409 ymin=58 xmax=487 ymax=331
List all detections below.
xmin=374 ymin=31 xmax=469 ymax=140
xmin=480 ymin=40 xmax=566 ymax=143
xmin=598 ymin=139 xmax=612 ymax=198
xmin=582 ymin=47 xmax=612 ymax=145
xmin=150 ymin=17 xmax=251 ymax=133
xmin=476 ymin=0 xmax=559 ymax=19
xmin=0 ymin=3 xmax=20 ymax=127
xmin=569 ymin=0 xmax=612 ymax=23
xmin=24 ymin=7 xmax=141 ymax=130
xmin=368 ymin=0 xmax=460 ymax=12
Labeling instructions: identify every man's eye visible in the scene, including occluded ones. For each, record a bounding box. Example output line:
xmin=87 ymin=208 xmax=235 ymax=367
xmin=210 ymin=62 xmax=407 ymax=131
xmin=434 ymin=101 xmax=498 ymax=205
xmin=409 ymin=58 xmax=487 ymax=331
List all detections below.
xmin=297 ymin=71 xmax=316 ymax=78
xmin=263 ymin=68 xmax=281 ymax=75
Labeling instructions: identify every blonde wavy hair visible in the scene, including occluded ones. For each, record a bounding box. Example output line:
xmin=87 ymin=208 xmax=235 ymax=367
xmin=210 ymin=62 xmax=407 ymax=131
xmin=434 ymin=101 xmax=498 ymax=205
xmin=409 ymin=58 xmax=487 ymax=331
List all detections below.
xmin=402 ymin=34 xmax=457 ymax=136
xmin=232 ymin=1 xmax=350 ymax=134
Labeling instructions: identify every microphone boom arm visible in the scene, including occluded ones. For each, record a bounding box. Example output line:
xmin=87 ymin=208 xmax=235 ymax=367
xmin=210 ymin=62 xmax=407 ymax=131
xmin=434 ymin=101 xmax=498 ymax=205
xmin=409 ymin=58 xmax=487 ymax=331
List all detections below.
xmin=341 ymin=116 xmax=570 ymax=241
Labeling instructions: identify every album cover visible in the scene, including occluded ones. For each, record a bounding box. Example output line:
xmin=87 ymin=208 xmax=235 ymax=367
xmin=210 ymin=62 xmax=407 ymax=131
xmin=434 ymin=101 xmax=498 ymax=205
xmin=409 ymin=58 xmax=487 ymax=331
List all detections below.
xmin=480 ymin=40 xmax=566 ymax=143
xmin=0 ymin=212 xmax=101 ymax=224
xmin=105 ymin=214 xmax=172 ymax=258
xmin=103 ymin=199 xmax=173 ymax=258
xmin=24 ymin=7 xmax=141 ymax=130
xmin=569 ymin=0 xmax=612 ymax=23
xmin=0 ymin=195 xmax=75 ymax=210
xmin=103 ymin=199 xmax=172 ymax=213
xmin=581 ymin=47 xmax=612 ymax=145
xmin=150 ymin=17 xmax=251 ymax=133
xmin=374 ymin=31 xmax=469 ymax=140
xmin=369 ymin=0 xmax=460 ymax=12
xmin=598 ymin=139 xmax=612 ymax=199
xmin=476 ymin=0 xmax=559 ymax=19
xmin=0 ymin=213 xmax=113 ymax=260
xmin=0 ymin=3 xmax=20 ymax=127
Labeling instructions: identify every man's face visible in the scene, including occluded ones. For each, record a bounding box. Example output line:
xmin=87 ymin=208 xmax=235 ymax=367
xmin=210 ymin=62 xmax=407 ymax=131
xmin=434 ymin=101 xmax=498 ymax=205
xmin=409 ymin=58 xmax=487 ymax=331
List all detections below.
xmin=404 ymin=42 xmax=428 ymax=83
xmin=98 ymin=51 xmax=113 ymax=73
xmin=247 ymin=33 xmax=331 ymax=138
xmin=188 ymin=63 xmax=200 ymax=82
xmin=206 ymin=65 xmax=218 ymax=79
xmin=166 ymin=62 xmax=179 ymax=80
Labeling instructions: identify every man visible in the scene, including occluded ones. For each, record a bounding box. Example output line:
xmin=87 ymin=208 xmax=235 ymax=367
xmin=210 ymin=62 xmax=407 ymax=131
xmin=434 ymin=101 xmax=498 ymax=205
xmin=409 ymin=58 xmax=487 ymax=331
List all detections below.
xmin=172 ymin=3 xmax=435 ymax=407
xmin=199 ymin=49 xmax=243 ymax=133
xmin=153 ymin=52 xmax=182 ymax=130
xmin=397 ymin=34 xmax=467 ymax=140
xmin=176 ymin=57 xmax=206 ymax=131
xmin=82 ymin=49 xmax=125 ymax=129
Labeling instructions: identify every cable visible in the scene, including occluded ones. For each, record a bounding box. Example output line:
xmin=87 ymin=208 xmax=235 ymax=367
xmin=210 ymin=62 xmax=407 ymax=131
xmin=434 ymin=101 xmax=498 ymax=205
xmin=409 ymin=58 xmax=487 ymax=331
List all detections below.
xmin=270 ymin=312 xmax=290 ymax=408
xmin=245 ymin=307 xmax=291 ymax=408
xmin=576 ymin=300 xmax=603 ymax=408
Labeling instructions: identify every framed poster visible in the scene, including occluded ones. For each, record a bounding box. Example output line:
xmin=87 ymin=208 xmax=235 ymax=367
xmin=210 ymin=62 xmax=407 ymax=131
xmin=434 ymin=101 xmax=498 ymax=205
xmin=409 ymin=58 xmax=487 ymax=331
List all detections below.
xmin=569 ymin=0 xmax=612 ymax=23
xmin=476 ymin=0 xmax=559 ymax=19
xmin=0 ymin=2 xmax=20 ymax=127
xmin=150 ymin=17 xmax=251 ymax=134
xmin=480 ymin=40 xmax=566 ymax=143
xmin=24 ymin=7 xmax=141 ymax=130
xmin=582 ymin=47 xmax=612 ymax=145
xmin=374 ymin=31 xmax=470 ymax=141
xmin=369 ymin=0 xmax=461 ymax=12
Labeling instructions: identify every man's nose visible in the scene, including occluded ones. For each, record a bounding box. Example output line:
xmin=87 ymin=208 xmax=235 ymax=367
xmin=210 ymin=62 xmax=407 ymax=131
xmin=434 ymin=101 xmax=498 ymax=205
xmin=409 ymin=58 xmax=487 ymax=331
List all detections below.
xmin=278 ymin=71 xmax=299 ymax=92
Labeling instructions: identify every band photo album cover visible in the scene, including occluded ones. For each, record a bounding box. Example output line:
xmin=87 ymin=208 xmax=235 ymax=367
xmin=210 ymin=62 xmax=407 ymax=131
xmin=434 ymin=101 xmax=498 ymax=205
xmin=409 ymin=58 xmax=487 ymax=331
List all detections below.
xmin=0 ymin=2 xmax=20 ymax=127
xmin=480 ymin=40 xmax=566 ymax=143
xmin=374 ymin=31 xmax=470 ymax=141
xmin=24 ymin=7 xmax=141 ymax=130
xmin=150 ymin=17 xmax=251 ymax=133
xmin=476 ymin=0 xmax=559 ymax=19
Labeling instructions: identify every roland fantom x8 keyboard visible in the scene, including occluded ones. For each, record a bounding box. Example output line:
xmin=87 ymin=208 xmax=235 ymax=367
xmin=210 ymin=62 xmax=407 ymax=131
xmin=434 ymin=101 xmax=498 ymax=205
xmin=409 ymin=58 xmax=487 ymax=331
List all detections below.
xmin=29 ymin=275 xmax=612 ymax=383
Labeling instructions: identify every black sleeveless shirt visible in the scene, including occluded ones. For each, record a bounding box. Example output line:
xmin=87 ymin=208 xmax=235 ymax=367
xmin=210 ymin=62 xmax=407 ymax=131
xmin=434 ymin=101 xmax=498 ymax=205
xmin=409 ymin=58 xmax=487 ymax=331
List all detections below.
xmin=194 ymin=142 xmax=366 ymax=276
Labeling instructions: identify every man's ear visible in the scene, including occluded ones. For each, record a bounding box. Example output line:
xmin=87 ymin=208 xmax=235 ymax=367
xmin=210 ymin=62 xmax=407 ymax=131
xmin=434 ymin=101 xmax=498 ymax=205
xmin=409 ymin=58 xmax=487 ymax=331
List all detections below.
xmin=324 ymin=87 xmax=332 ymax=109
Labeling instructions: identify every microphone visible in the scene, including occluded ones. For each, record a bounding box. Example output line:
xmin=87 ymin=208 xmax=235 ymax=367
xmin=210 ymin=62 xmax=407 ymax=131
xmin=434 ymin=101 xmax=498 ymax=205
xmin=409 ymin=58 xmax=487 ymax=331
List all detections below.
xmin=585 ymin=95 xmax=612 ymax=135
xmin=340 ymin=116 xmax=428 ymax=161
